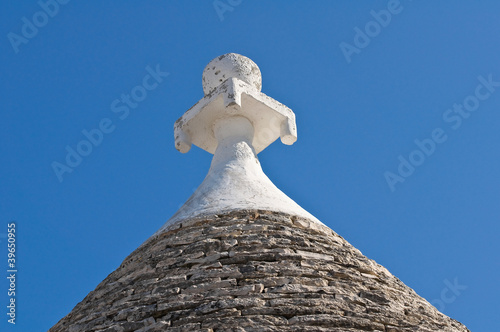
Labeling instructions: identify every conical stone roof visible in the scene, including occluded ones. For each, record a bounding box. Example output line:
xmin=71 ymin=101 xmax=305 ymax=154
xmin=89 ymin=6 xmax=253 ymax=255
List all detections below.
xmin=50 ymin=210 xmax=468 ymax=332
xmin=50 ymin=54 xmax=469 ymax=331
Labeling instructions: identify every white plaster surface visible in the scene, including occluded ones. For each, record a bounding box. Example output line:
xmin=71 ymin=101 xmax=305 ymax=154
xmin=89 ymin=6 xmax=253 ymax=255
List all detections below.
xmin=202 ymin=53 xmax=262 ymax=95
xmin=158 ymin=116 xmax=323 ymax=233
xmin=157 ymin=53 xmax=324 ymax=234
xmin=174 ymin=77 xmax=297 ymax=155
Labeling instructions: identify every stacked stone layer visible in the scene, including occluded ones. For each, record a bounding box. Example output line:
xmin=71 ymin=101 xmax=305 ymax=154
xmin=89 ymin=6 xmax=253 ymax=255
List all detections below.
xmin=50 ymin=211 xmax=469 ymax=332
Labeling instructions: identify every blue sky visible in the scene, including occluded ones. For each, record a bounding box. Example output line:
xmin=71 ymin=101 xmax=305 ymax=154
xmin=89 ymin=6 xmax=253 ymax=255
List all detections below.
xmin=1 ymin=1 xmax=499 ymax=331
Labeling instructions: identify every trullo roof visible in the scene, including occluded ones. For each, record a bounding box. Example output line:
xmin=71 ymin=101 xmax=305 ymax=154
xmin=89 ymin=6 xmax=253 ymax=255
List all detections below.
xmin=50 ymin=54 xmax=469 ymax=332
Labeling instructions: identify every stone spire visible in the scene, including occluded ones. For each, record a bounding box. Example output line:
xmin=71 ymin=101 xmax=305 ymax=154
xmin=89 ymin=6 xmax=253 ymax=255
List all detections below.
xmin=159 ymin=53 xmax=322 ymax=232
xmin=49 ymin=54 xmax=470 ymax=332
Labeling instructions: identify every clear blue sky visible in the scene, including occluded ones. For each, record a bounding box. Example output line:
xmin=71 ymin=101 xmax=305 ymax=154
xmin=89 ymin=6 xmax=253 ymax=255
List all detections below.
xmin=1 ymin=1 xmax=499 ymax=331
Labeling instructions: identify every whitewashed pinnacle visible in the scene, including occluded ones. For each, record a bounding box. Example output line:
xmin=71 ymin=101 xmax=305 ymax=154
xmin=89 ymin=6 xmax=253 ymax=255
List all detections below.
xmin=174 ymin=53 xmax=297 ymax=155
xmin=158 ymin=53 xmax=323 ymax=233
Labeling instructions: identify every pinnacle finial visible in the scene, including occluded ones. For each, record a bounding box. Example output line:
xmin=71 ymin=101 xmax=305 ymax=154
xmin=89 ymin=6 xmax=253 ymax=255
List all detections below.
xmin=160 ymin=54 xmax=321 ymax=230
xmin=174 ymin=53 xmax=297 ymax=154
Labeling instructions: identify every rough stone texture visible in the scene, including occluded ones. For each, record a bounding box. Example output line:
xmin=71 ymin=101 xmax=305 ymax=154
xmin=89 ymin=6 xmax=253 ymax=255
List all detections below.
xmin=50 ymin=210 xmax=469 ymax=332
